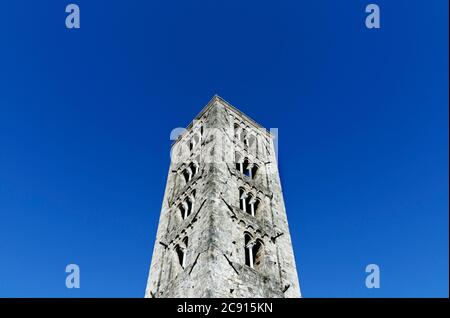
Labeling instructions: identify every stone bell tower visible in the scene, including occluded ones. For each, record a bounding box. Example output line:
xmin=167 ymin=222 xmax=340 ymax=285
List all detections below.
xmin=145 ymin=95 xmax=301 ymax=298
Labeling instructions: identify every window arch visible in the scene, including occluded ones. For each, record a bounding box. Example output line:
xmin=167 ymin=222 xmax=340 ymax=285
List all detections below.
xmin=182 ymin=160 xmax=199 ymax=184
xmin=186 ymin=197 xmax=193 ymax=218
xmin=253 ymin=239 xmax=263 ymax=268
xmin=189 ymin=161 xmax=199 ymax=176
xmin=244 ymin=234 xmax=263 ymax=269
xmin=245 ymin=193 xmax=253 ymax=213
xmin=239 ymin=188 xmax=246 ymax=211
xmin=249 ymin=196 xmax=259 ymax=217
xmin=242 ymin=158 xmax=251 ymax=177
xmin=188 ymin=133 xmax=200 ymax=152
xmin=178 ymin=190 xmax=196 ymax=220
xmin=175 ymin=237 xmax=188 ymax=269
xmin=186 ymin=191 xmax=196 ymax=218
xmin=239 ymin=189 xmax=259 ymax=217
xmin=178 ymin=202 xmax=187 ymax=220
xmin=251 ymin=163 xmax=259 ymax=179
xmin=192 ymin=133 xmax=200 ymax=148
xmin=182 ymin=168 xmax=192 ymax=183
xmin=235 ymin=156 xmax=258 ymax=180
xmin=244 ymin=233 xmax=253 ymax=267
xmin=234 ymin=123 xmax=241 ymax=141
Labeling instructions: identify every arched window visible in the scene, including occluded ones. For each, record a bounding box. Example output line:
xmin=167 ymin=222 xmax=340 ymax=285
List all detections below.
xmin=186 ymin=198 xmax=193 ymax=218
xmin=179 ymin=203 xmax=187 ymax=220
xmin=252 ymin=199 xmax=260 ymax=216
xmin=253 ymin=239 xmax=263 ymax=268
xmin=189 ymin=161 xmax=199 ymax=176
xmin=240 ymin=129 xmax=247 ymax=144
xmin=245 ymin=194 xmax=253 ymax=214
xmin=235 ymin=157 xmax=258 ymax=179
xmin=244 ymin=234 xmax=263 ymax=269
xmin=179 ymin=190 xmax=196 ymax=220
xmin=239 ymin=188 xmax=246 ymax=211
xmin=185 ymin=191 xmax=195 ymax=218
xmin=175 ymin=237 xmax=189 ymax=269
xmin=244 ymin=233 xmax=253 ymax=267
xmin=248 ymin=196 xmax=259 ymax=217
xmin=182 ymin=168 xmax=192 ymax=183
xmin=234 ymin=123 xmax=241 ymax=141
xmin=189 ymin=133 xmax=200 ymax=152
xmin=242 ymin=158 xmax=251 ymax=177
xmin=182 ymin=161 xmax=199 ymax=184
xmin=239 ymin=189 xmax=258 ymax=217
xmin=251 ymin=164 xmax=259 ymax=179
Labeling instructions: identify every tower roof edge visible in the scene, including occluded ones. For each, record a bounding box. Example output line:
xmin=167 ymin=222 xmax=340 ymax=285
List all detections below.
xmin=172 ymin=95 xmax=273 ymax=147
xmin=197 ymin=95 xmax=272 ymax=136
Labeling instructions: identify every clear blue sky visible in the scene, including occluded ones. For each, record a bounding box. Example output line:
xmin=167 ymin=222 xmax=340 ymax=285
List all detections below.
xmin=0 ymin=0 xmax=448 ymax=297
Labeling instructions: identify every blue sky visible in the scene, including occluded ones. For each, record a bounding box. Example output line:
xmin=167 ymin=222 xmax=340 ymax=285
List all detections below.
xmin=0 ymin=0 xmax=448 ymax=297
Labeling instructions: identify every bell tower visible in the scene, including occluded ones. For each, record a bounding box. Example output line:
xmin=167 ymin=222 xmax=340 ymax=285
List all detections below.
xmin=145 ymin=96 xmax=301 ymax=298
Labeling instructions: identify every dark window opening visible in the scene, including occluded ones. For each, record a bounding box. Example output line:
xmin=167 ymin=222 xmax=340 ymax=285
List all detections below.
xmin=254 ymin=199 xmax=260 ymax=215
xmin=175 ymin=245 xmax=185 ymax=268
xmin=179 ymin=204 xmax=186 ymax=219
xmin=182 ymin=169 xmax=190 ymax=183
xmin=175 ymin=237 xmax=189 ymax=269
xmin=244 ymin=234 xmax=252 ymax=267
xmin=186 ymin=199 xmax=193 ymax=217
xmin=243 ymin=159 xmax=251 ymax=177
xmin=251 ymin=164 xmax=258 ymax=179
xmin=253 ymin=240 xmax=263 ymax=268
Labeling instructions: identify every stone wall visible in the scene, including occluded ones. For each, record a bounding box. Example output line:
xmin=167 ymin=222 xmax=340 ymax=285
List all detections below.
xmin=145 ymin=96 xmax=301 ymax=298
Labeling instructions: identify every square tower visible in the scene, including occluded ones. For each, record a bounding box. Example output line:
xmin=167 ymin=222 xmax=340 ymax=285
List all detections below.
xmin=145 ymin=96 xmax=301 ymax=298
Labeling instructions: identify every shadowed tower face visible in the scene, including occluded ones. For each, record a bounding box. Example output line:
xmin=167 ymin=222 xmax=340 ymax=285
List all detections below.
xmin=145 ymin=96 xmax=301 ymax=298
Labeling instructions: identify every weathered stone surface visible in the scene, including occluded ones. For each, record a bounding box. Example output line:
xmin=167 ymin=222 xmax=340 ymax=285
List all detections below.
xmin=145 ymin=96 xmax=301 ymax=298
